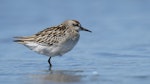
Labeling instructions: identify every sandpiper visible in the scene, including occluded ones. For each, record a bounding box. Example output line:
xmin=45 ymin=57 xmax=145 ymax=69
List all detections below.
xmin=14 ymin=20 xmax=92 ymax=70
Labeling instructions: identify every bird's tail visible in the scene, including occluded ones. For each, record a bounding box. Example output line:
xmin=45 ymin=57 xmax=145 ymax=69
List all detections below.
xmin=14 ymin=36 xmax=35 ymax=44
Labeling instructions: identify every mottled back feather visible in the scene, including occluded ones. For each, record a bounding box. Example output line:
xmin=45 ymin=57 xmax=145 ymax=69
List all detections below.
xmin=34 ymin=25 xmax=69 ymax=46
xmin=14 ymin=24 xmax=71 ymax=46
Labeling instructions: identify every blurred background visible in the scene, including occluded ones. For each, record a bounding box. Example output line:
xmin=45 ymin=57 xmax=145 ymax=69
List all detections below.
xmin=0 ymin=0 xmax=150 ymax=84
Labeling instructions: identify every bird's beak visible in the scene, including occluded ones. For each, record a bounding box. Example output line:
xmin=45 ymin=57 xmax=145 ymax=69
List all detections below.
xmin=80 ymin=27 xmax=92 ymax=32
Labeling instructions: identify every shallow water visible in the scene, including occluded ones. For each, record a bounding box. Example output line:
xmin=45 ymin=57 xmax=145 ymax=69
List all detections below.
xmin=1 ymin=0 xmax=150 ymax=84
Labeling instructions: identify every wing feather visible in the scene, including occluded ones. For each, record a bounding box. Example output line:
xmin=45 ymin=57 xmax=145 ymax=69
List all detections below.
xmin=14 ymin=25 xmax=68 ymax=46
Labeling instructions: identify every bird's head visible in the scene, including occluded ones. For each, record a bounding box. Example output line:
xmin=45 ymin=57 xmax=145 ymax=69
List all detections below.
xmin=62 ymin=20 xmax=92 ymax=32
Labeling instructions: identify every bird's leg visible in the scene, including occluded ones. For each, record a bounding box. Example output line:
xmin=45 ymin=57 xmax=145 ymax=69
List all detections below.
xmin=48 ymin=57 xmax=52 ymax=70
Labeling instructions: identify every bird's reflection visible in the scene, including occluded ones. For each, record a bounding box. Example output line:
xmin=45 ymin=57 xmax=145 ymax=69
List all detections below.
xmin=29 ymin=69 xmax=83 ymax=84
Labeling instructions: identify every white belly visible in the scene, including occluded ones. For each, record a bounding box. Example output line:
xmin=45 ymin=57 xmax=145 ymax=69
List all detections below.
xmin=24 ymin=36 xmax=79 ymax=57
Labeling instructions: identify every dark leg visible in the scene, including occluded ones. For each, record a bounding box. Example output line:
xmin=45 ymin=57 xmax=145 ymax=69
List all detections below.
xmin=48 ymin=57 xmax=52 ymax=70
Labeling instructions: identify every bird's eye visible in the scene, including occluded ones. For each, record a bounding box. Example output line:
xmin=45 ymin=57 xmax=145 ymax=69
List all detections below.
xmin=73 ymin=24 xmax=78 ymax=26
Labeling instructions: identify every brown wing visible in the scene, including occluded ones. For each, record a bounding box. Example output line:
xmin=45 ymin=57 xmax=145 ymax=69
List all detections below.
xmin=34 ymin=25 xmax=68 ymax=46
xmin=14 ymin=25 xmax=68 ymax=46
